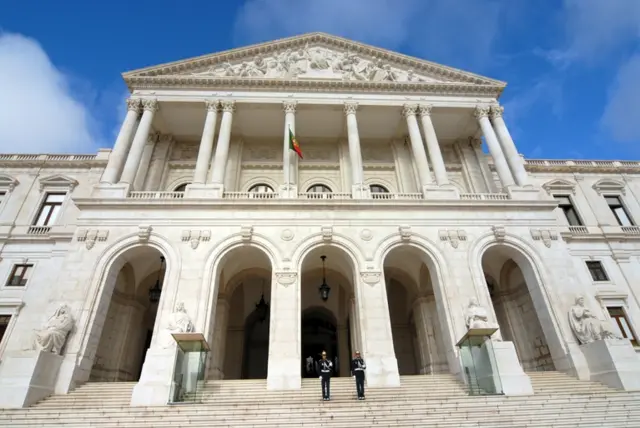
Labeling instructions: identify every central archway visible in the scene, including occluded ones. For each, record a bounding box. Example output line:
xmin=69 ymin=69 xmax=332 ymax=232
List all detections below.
xmin=301 ymin=307 xmax=338 ymax=377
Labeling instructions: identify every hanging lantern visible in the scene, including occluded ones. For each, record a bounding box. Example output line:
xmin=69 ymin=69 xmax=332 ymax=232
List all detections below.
xmin=319 ymin=255 xmax=331 ymax=302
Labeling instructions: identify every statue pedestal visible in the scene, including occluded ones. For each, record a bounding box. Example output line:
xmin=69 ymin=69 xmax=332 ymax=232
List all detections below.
xmin=130 ymin=347 xmax=177 ymax=406
xmin=0 ymin=350 xmax=63 ymax=408
xmin=581 ymin=338 xmax=640 ymax=390
xmin=485 ymin=340 xmax=534 ymax=396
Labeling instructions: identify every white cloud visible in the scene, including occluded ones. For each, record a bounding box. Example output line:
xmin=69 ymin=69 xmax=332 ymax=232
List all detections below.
xmin=601 ymin=54 xmax=640 ymax=143
xmin=0 ymin=32 xmax=98 ymax=153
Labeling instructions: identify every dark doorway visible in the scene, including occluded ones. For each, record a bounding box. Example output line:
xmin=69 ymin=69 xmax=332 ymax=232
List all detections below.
xmin=136 ymin=329 xmax=153 ymax=380
xmin=242 ymin=309 xmax=270 ymax=379
xmin=301 ymin=308 xmax=338 ymax=377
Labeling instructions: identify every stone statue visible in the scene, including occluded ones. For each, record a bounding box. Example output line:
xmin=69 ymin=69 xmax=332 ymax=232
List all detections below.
xmin=569 ymin=296 xmax=620 ymax=345
xmin=465 ymin=298 xmax=493 ymax=329
xmin=168 ymin=302 xmax=195 ymax=333
xmin=34 ymin=304 xmax=75 ymax=355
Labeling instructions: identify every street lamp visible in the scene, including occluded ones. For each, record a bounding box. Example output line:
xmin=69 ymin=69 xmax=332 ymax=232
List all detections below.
xmin=319 ymin=255 xmax=331 ymax=302
xmin=148 ymin=256 xmax=165 ymax=303
xmin=255 ymin=280 xmax=269 ymax=322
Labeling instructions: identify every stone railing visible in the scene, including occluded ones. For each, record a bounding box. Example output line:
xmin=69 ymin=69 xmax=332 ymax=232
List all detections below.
xmin=621 ymin=226 xmax=640 ymax=235
xmin=298 ymin=192 xmax=352 ymax=200
xmin=568 ymin=226 xmax=589 ymax=235
xmin=459 ymin=193 xmax=509 ymax=201
xmin=371 ymin=193 xmax=422 ymax=200
xmin=0 ymin=154 xmax=98 ymax=162
xmin=224 ymin=192 xmax=278 ymax=199
xmin=27 ymin=226 xmax=52 ymax=235
xmin=128 ymin=191 xmax=185 ymax=200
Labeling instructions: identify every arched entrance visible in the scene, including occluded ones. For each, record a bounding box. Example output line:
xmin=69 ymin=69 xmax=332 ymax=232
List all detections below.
xmin=383 ymin=244 xmax=451 ymax=375
xmin=89 ymin=246 xmax=166 ymax=382
xmin=209 ymin=245 xmax=273 ymax=380
xmin=300 ymin=245 xmax=359 ymax=378
xmin=481 ymin=245 xmax=556 ymax=371
xmin=301 ymin=308 xmax=338 ymax=377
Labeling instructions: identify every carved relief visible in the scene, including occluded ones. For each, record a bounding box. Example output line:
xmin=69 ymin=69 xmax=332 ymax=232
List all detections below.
xmin=181 ymin=230 xmax=211 ymax=249
xmin=126 ymin=97 xmax=142 ymax=113
xmin=77 ymin=229 xmax=109 ymax=250
xmin=399 ymin=225 xmax=412 ymax=241
xmin=439 ymin=229 xmax=467 ymax=249
xmin=275 ymin=271 xmax=297 ymax=287
xmin=530 ymin=228 xmax=558 ymax=248
xmin=280 ymin=229 xmax=295 ymax=241
xmin=569 ymin=296 xmax=621 ymax=345
xmin=474 ymin=105 xmax=490 ymax=119
xmin=361 ymin=272 xmax=381 ymax=285
xmin=492 ymin=226 xmax=505 ymax=242
xmin=241 ymin=226 xmax=253 ymax=241
xmin=360 ymin=229 xmax=373 ymax=241
xmin=187 ymin=45 xmax=441 ymax=84
xmin=321 ymin=226 xmax=333 ymax=241
xmin=138 ymin=225 xmax=152 ymax=242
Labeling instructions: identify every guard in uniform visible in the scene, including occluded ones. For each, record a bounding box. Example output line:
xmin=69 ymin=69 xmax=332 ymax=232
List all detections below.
xmin=316 ymin=350 xmax=333 ymax=401
xmin=350 ymin=351 xmax=366 ymax=400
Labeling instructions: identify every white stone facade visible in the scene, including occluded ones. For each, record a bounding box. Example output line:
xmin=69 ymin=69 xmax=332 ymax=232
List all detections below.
xmin=1 ymin=33 xmax=640 ymax=407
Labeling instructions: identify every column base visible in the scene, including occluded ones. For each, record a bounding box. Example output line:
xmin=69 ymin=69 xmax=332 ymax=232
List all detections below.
xmin=485 ymin=340 xmax=534 ymax=396
xmin=267 ymin=356 xmax=301 ymax=390
xmin=130 ymin=347 xmax=176 ymax=406
xmin=184 ymin=183 xmax=224 ymax=199
xmin=581 ymin=338 xmax=640 ymax=390
xmin=91 ymin=183 xmax=130 ymax=198
xmin=422 ymin=184 xmax=459 ymax=200
xmin=279 ymin=184 xmax=298 ymax=199
xmin=0 ymin=350 xmax=64 ymax=408
xmin=351 ymin=184 xmax=370 ymax=199
xmin=506 ymin=185 xmax=542 ymax=201
xmin=364 ymin=355 xmax=401 ymax=388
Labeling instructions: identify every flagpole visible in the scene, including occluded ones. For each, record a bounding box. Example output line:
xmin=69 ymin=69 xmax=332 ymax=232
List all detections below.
xmin=284 ymin=126 xmax=291 ymax=187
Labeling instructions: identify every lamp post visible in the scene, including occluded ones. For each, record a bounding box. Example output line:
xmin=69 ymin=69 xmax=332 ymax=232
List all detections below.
xmin=148 ymin=256 xmax=165 ymax=303
xmin=319 ymin=255 xmax=331 ymax=302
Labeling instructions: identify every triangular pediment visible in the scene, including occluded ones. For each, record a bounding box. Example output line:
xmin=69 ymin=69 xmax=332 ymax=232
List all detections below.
xmin=542 ymin=179 xmax=576 ymax=195
xmin=39 ymin=174 xmax=78 ymax=191
xmin=0 ymin=174 xmax=19 ymax=190
xmin=123 ymin=33 xmax=505 ymax=96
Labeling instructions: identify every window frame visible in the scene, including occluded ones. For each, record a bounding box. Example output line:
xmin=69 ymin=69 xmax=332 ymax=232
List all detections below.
xmin=27 ymin=174 xmax=77 ymax=229
xmin=0 ymin=174 xmax=19 ymax=220
xmin=369 ymin=184 xmax=390 ymax=194
xmin=604 ymin=195 xmax=635 ymax=227
xmin=585 ymin=260 xmax=609 ymax=282
xmin=248 ymin=183 xmax=275 ymax=193
xmin=306 ymin=184 xmax=333 ymax=193
xmin=606 ymin=306 xmax=639 ymax=347
xmin=173 ymin=183 xmax=189 ymax=192
xmin=553 ymin=193 xmax=583 ymax=226
xmin=32 ymin=192 xmax=66 ymax=227
xmin=5 ymin=264 xmax=34 ymax=287
xmin=0 ymin=299 xmax=24 ymax=361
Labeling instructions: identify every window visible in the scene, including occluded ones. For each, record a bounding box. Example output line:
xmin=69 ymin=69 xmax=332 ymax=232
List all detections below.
xmin=370 ymin=185 xmax=389 ymax=194
xmin=34 ymin=193 xmax=65 ymax=226
xmin=6 ymin=264 xmax=33 ymax=287
xmin=248 ymin=184 xmax=275 ymax=194
xmin=553 ymin=195 xmax=582 ymax=226
xmin=307 ymin=184 xmax=332 ymax=193
xmin=607 ymin=307 xmax=638 ymax=346
xmin=0 ymin=315 xmax=10 ymax=344
xmin=605 ymin=196 xmax=634 ymax=226
xmin=586 ymin=261 xmax=608 ymax=282
xmin=174 ymin=183 xmax=189 ymax=192
xmin=0 ymin=191 xmax=5 ymax=205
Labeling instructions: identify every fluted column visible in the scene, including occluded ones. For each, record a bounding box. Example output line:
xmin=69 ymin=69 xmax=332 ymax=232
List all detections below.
xmin=209 ymin=100 xmax=235 ymax=185
xmin=282 ymin=101 xmax=297 ymax=187
xmin=119 ymin=99 xmax=158 ymax=185
xmin=474 ymin=106 xmax=515 ymax=189
xmin=102 ymin=98 xmax=141 ymax=184
xmin=403 ymin=104 xmax=432 ymax=187
xmin=490 ymin=105 xmax=529 ymax=186
xmin=344 ymin=102 xmax=366 ymax=194
xmin=193 ymin=100 xmax=219 ymax=184
xmin=209 ymin=297 xmax=230 ymax=379
xmin=419 ymin=105 xmax=449 ymax=186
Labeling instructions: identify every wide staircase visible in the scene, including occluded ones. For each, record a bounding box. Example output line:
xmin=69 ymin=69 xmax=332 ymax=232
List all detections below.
xmin=1 ymin=372 xmax=640 ymax=427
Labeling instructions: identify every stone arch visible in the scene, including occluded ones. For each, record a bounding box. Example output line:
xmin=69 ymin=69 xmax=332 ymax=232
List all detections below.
xmin=242 ymin=176 xmax=279 ymax=193
xmin=70 ymin=232 xmax=178 ymax=385
xmin=364 ymin=176 xmax=397 ymax=193
xmin=470 ymin=232 xmax=569 ymax=370
xmin=300 ymin=176 xmax=341 ymax=193
xmin=292 ymin=233 xmax=364 ymax=273
xmin=166 ymin=176 xmax=192 ymax=192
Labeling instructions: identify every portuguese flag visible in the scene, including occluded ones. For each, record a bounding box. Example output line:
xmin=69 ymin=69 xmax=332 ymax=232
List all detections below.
xmin=289 ymin=128 xmax=303 ymax=159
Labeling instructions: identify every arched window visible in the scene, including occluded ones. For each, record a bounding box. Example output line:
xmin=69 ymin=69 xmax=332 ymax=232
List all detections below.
xmin=174 ymin=183 xmax=189 ymax=192
xmin=248 ymin=183 xmax=276 ymax=198
xmin=307 ymin=184 xmax=332 ymax=193
xmin=370 ymin=184 xmax=389 ymax=193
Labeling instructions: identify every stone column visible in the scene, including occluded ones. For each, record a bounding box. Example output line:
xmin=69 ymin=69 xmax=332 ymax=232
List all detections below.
xmin=358 ymin=272 xmax=400 ymax=387
xmin=349 ymin=296 xmax=362 ymax=353
xmin=119 ymin=99 xmax=159 ymax=185
xmin=193 ymin=100 xmax=219 ymax=184
xmin=418 ymin=105 xmax=449 ymax=186
xmin=101 ymin=98 xmax=141 ymax=184
xmin=412 ymin=297 xmax=432 ymax=374
xmin=209 ymin=297 xmax=230 ymax=380
xmin=209 ymin=100 xmax=236 ymax=189
xmin=474 ymin=106 xmax=515 ymax=190
xmin=490 ymin=105 xmax=529 ymax=187
xmin=403 ymin=104 xmax=432 ymax=193
xmin=344 ymin=102 xmax=368 ymax=198
xmin=267 ymin=272 xmax=300 ymax=389
xmin=281 ymin=101 xmax=297 ymax=197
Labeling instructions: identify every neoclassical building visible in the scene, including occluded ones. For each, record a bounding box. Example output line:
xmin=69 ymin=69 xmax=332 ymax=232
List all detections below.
xmin=1 ymin=32 xmax=640 ymax=408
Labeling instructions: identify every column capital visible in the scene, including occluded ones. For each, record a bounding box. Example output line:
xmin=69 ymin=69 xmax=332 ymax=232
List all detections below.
xmin=141 ymin=98 xmax=159 ymax=113
xmin=490 ymin=104 xmax=504 ymax=119
xmin=283 ymin=100 xmax=297 ymax=114
xmin=126 ymin=97 xmax=142 ymax=113
xmin=147 ymin=132 xmax=160 ymax=144
xmin=402 ymin=104 xmax=418 ymax=118
xmin=344 ymin=102 xmax=359 ymax=115
xmin=473 ymin=105 xmax=490 ymax=119
xmin=205 ymin=99 xmax=220 ymax=112
xmin=221 ymin=100 xmax=236 ymax=113
xmin=418 ymin=104 xmax=433 ymax=117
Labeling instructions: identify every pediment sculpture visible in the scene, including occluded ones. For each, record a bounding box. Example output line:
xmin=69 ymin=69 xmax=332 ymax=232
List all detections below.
xmin=189 ymin=44 xmax=437 ymax=83
xmin=34 ymin=304 xmax=75 ymax=355
xmin=569 ymin=295 xmax=620 ymax=345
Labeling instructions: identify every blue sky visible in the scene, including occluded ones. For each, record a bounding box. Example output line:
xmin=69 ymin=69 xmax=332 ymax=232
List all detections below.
xmin=1 ymin=0 xmax=639 ymax=159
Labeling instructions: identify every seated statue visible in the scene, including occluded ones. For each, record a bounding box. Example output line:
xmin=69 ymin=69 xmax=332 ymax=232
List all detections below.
xmin=569 ymin=295 xmax=620 ymax=345
xmin=465 ymin=298 xmax=493 ymax=329
xmin=34 ymin=304 xmax=75 ymax=355
xmin=161 ymin=302 xmax=195 ymax=348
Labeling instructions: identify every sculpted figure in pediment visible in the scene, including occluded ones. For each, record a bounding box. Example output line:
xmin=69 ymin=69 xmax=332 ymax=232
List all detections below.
xmin=239 ymin=55 xmax=268 ymax=77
